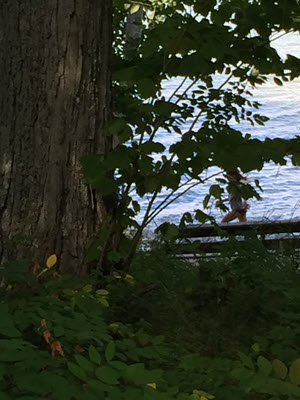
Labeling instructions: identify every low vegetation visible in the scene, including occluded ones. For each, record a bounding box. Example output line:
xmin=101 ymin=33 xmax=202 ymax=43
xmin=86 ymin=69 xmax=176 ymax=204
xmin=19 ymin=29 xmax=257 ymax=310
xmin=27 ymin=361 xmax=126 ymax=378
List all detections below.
xmin=2 ymin=240 xmax=300 ymax=399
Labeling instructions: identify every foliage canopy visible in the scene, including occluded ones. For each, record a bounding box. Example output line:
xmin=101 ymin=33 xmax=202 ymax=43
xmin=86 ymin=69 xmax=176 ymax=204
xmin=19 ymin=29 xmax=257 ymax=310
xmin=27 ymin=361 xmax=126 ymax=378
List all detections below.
xmin=82 ymin=0 xmax=300 ymax=270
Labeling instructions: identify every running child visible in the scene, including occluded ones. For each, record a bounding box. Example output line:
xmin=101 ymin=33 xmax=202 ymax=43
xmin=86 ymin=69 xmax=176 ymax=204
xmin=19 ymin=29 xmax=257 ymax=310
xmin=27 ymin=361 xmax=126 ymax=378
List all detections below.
xmin=221 ymin=169 xmax=249 ymax=223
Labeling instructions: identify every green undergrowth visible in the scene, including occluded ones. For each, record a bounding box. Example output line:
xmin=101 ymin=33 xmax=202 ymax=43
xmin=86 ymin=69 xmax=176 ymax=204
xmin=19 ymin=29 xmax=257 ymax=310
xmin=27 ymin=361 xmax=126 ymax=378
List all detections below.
xmin=2 ymin=241 xmax=300 ymax=399
xmin=109 ymin=238 xmax=300 ymax=355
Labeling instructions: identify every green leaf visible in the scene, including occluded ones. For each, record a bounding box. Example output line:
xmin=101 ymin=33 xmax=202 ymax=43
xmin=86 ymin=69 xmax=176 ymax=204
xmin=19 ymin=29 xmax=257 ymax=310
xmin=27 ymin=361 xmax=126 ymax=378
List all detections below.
xmin=289 ymin=359 xmax=300 ymax=385
xmin=0 ymin=392 xmax=11 ymax=400
xmin=195 ymin=209 xmax=211 ymax=223
xmin=257 ymin=355 xmax=272 ymax=376
xmin=0 ymin=304 xmax=21 ymax=338
xmin=109 ymin=360 xmax=127 ymax=371
xmin=273 ymin=77 xmax=283 ymax=86
xmin=0 ymin=345 xmax=31 ymax=362
xmin=95 ymin=366 xmax=120 ymax=384
xmin=67 ymin=361 xmax=87 ymax=381
xmin=87 ymin=379 xmax=108 ymax=397
xmin=15 ymin=372 xmax=49 ymax=395
xmin=105 ymin=145 xmax=136 ymax=170
xmin=155 ymin=223 xmax=178 ymax=240
xmin=0 ymin=260 xmax=30 ymax=283
xmin=53 ymin=326 xmax=65 ymax=337
xmin=82 ymin=284 xmax=93 ymax=293
xmin=231 ymin=366 xmax=254 ymax=382
xmin=81 ymin=155 xmax=119 ymax=194
xmin=105 ymin=341 xmax=116 ymax=362
xmin=132 ymin=200 xmax=140 ymax=213
xmin=107 ymin=387 xmax=123 ymax=400
xmin=272 ymin=359 xmax=288 ymax=380
xmin=238 ymin=352 xmax=254 ymax=370
xmin=203 ymin=194 xmax=211 ymax=209
xmin=251 ymin=343 xmax=260 ymax=353
xmin=124 ymin=363 xmax=162 ymax=385
xmin=140 ymin=141 xmax=165 ymax=154
xmin=292 ymin=152 xmax=300 ymax=166
xmin=193 ymin=390 xmax=215 ymax=399
xmin=108 ymin=118 xmax=127 ymax=135
xmin=137 ymin=78 xmax=157 ymax=98
xmin=209 ymin=184 xmax=223 ymax=199
xmin=0 ymin=323 xmax=21 ymax=338
xmin=88 ymin=345 xmax=102 ymax=365
xmin=75 ymin=354 xmax=94 ymax=373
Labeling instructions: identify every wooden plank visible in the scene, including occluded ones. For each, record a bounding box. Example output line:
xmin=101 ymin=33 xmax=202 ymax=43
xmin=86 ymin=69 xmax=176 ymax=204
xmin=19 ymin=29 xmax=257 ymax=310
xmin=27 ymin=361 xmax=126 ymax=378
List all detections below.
xmin=178 ymin=219 xmax=300 ymax=238
xmin=174 ymin=237 xmax=300 ymax=254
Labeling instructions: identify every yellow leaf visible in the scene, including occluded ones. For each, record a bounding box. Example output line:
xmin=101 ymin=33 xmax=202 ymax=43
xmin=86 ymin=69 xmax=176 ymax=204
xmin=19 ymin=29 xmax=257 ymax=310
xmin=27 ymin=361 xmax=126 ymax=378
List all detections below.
xmin=46 ymin=254 xmax=57 ymax=268
xmin=147 ymin=10 xmax=155 ymax=20
xmin=193 ymin=390 xmax=214 ymax=399
xmin=251 ymin=67 xmax=259 ymax=77
xmin=96 ymin=289 xmax=109 ymax=296
xmin=124 ymin=274 xmax=135 ymax=284
xmin=113 ymin=272 xmax=122 ymax=279
xmin=124 ymin=3 xmax=131 ymax=10
xmin=99 ymin=297 xmax=109 ymax=307
xmin=109 ymin=323 xmax=119 ymax=328
xmin=147 ymin=383 xmax=156 ymax=389
xmin=130 ymin=4 xmax=140 ymax=14
xmin=125 ymin=274 xmax=134 ymax=279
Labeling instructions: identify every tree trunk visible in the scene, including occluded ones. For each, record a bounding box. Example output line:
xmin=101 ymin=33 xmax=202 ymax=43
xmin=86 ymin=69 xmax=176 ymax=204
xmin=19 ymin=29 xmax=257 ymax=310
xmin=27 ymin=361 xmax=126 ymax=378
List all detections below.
xmin=0 ymin=0 xmax=112 ymax=274
xmin=124 ymin=6 xmax=143 ymax=60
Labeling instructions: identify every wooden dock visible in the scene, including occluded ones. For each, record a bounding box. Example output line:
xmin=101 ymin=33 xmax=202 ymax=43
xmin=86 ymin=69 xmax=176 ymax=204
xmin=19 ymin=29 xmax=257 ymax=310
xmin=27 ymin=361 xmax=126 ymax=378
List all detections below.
xmin=176 ymin=219 xmax=300 ymax=254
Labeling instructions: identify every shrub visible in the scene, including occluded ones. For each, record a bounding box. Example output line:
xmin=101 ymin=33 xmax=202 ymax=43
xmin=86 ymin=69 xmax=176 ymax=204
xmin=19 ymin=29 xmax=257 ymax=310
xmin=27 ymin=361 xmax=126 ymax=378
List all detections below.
xmin=2 ymin=248 xmax=300 ymax=400
xmin=0 ymin=260 xmax=177 ymax=399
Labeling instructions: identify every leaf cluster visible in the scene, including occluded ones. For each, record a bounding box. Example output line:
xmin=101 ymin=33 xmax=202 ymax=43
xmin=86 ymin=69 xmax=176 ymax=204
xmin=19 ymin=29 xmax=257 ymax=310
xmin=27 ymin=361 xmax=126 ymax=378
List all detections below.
xmin=82 ymin=0 xmax=300 ymax=270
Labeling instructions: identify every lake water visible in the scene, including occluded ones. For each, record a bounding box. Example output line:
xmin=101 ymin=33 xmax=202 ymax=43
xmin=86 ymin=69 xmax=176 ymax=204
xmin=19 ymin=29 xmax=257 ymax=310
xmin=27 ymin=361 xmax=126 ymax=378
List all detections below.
xmin=138 ymin=33 xmax=300 ymax=228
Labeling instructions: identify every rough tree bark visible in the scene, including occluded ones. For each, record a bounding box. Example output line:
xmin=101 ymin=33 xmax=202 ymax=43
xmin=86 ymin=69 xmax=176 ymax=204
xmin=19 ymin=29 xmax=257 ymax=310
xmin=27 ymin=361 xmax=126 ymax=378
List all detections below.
xmin=0 ymin=1 xmax=112 ymax=273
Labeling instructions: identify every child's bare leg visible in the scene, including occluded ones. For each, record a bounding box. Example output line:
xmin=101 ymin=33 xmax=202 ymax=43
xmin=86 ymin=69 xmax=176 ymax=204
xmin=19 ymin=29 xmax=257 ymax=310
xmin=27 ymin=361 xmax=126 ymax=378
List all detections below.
xmin=237 ymin=211 xmax=247 ymax=222
xmin=222 ymin=211 xmax=238 ymax=223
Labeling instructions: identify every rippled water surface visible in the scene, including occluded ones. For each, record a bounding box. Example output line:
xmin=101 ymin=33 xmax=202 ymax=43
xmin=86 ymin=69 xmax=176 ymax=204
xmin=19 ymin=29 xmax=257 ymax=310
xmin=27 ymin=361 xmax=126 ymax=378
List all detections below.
xmin=138 ymin=33 xmax=300 ymax=227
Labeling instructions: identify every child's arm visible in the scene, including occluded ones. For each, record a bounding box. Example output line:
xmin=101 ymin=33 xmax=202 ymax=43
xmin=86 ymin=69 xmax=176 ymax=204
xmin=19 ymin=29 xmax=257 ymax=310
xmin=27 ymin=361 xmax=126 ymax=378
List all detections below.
xmin=216 ymin=197 xmax=228 ymax=205
xmin=216 ymin=197 xmax=228 ymax=207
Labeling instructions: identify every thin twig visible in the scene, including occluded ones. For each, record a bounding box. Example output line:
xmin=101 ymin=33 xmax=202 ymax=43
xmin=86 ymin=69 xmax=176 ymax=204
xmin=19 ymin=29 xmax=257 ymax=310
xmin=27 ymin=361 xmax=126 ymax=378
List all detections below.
xmin=148 ymin=78 xmax=199 ymax=142
xmin=145 ymin=171 xmax=223 ymax=225
xmin=146 ymin=181 xmax=202 ymax=226
xmin=140 ymin=190 xmax=159 ymax=229
xmin=188 ymin=108 xmax=204 ymax=132
xmin=146 ymin=177 xmax=195 ymax=221
xmin=168 ymin=77 xmax=188 ymax=102
xmin=174 ymin=78 xmax=199 ymax=105
xmin=188 ymin=62 xmax=243 ymax=132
